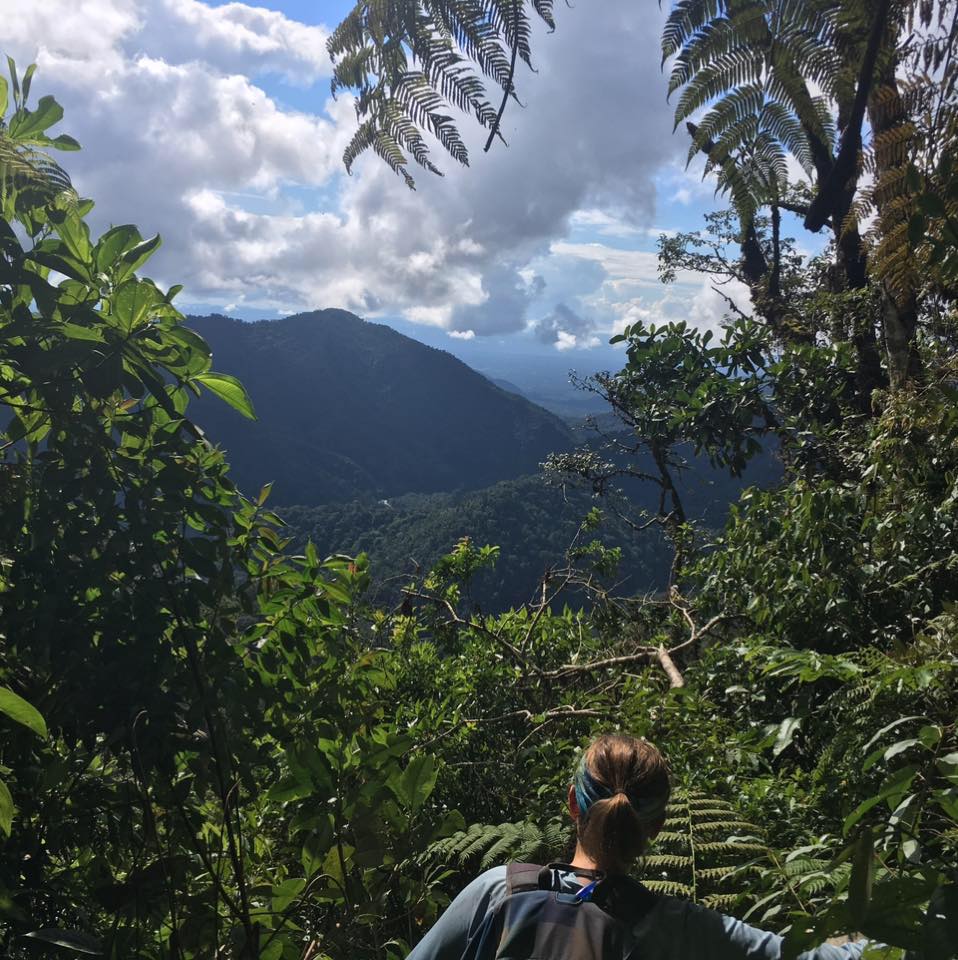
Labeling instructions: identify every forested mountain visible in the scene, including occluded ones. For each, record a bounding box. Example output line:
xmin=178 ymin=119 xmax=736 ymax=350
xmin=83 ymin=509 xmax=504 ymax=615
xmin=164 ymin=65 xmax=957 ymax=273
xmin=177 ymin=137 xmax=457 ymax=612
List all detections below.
xmin=280 ymin=446 xmax=780 ymax=609
xmin=281 ymin=477 xmax=667 ymax=609
xmin=188 ymin=311 xmax=575 ymax=504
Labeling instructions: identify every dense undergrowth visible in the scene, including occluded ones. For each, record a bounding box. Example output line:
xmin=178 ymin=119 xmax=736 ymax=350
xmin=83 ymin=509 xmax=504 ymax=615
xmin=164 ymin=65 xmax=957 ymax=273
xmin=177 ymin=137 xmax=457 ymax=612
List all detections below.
xmin=3 ymin=4 xmax=958 ymax=956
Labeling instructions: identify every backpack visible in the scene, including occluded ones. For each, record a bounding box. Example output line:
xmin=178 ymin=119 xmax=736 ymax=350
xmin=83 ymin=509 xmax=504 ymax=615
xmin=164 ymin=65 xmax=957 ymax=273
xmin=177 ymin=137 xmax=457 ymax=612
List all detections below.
xmin=461 ymin=862 xmax=660 ymax=960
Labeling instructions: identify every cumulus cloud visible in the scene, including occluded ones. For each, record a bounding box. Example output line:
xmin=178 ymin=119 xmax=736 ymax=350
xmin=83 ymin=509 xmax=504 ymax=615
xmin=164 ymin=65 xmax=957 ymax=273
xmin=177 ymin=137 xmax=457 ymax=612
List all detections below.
xmin=532 ymin=302 xmax=601 ymax=350
xmin=155 ymin=0 xmax=331 ymax=81
xmin=4 ymin=0 xmax=698 ymax=335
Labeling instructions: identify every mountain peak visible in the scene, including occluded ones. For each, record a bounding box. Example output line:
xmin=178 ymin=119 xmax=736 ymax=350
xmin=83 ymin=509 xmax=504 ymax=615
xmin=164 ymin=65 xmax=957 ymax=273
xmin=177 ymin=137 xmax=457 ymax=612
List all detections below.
xmin=188 ymin=311 xmax=575 ymax=505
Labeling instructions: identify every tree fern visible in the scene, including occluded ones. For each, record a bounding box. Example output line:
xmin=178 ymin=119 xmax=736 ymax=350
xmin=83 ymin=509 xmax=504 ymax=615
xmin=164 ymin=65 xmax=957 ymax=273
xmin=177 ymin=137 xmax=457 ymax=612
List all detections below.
xmin=665 ymin=0 xmax=841 ymax=219
xmin=640 ymin=790 xmax=769 ymax=911
xmin=426 ymin=817 xmax=573 ymax=871
xmin=327 ymin=0 xmax=557 ymax=186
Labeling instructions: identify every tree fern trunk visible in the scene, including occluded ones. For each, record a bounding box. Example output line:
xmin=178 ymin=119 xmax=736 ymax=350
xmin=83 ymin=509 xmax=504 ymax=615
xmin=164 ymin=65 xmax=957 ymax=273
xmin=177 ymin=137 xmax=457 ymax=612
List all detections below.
xmin=868 ymin=59 xmax=925 ymax=390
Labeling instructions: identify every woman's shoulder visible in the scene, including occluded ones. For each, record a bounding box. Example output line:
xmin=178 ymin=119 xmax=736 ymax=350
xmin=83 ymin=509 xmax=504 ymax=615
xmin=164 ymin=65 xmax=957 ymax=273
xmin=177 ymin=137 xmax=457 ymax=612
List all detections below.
xmin=466 ymin=865 xmax=508 ymax=895
xmin=449 ymin=865 xmax=510 ymax=915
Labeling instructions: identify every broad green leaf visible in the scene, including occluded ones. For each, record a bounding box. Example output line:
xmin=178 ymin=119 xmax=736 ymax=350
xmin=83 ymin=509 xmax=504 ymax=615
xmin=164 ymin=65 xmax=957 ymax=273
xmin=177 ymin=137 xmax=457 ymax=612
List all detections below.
xmin=0 ymin=77 xmax=7 ymax=117
xmin=94 ymin=224 xmax=141 ymax=274
xmin=266 ymin=774 xmax=313 ymax=803
xmin=843 ymin=765 xmax=919 ymax=835
xmin=884 ymin=739 xmax=920 ymax=762
xmin=933 ymin=788 xmax=958 ymax=820
xmin=862 ymin=717 xmax=926 ymax=754
xmin=9 ymin=95 xmax=64 ymax=140
xmin=918 ymin=725 xmax=942 ymax=749
xmin=0 ymin=687 xmax=47 ymax=738
xmin=772 ymin=717 xmax=802 ymax=757
xmin=53 ymin=211 xmax=91 ymax=264
xmin=115 ymin=233 xmax=161 ymax=282
xmin=164 ymin=326 xmax=212 ymax=376
xmin=50 ymin=133 xmax=80 ymax=151
xmin=112 ymin=280 xmax=160 ymax=332
xmin=260 ymin=940 xmax=284 ymax=960
xmin=61 ymin=323 xmax=105 ymax=343
xmin=194 ymin=371 xmax=256 ymax=420
xmin=271 ymin=877 xmax=306 ymax=913
xmin=937 ymin=753 xmax=958 ymax=785
xmin=864 ymin=875 xmax=937 ymax=947
xmin=23 ymin=928 xmax=102 ymax=954
xmin=21 ymin=64 xmax=36 ymax=103
xmin=0 ymin=780 xmax=12 ymax=836
xmin=389 ymin=754 xmax=437 ymax=814
xmin=7 ymin=56 xmax=18 ymax=103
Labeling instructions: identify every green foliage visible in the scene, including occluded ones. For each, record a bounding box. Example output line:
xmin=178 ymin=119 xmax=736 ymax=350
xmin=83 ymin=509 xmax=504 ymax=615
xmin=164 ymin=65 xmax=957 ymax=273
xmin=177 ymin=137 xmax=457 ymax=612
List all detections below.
xmin=428 ymin=819 xmax=572 ymax=872
xmin=663 ymin=0 xmax=839 ymax=220
xmin=0 ymin=64 xmax=463 ymax=960
xmin=281 ymin=475 xmax=671 ymax=610
xmin=0 ymin=58 xmax=78 ymax=219
xmin=693 ymin=383 xmax=958 ymax=650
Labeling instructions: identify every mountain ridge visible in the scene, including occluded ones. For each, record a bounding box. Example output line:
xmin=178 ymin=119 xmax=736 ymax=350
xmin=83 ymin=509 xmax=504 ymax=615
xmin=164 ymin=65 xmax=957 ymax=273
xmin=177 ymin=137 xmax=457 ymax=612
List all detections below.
xmin=188 ymin=309 xmax=576 ymax=505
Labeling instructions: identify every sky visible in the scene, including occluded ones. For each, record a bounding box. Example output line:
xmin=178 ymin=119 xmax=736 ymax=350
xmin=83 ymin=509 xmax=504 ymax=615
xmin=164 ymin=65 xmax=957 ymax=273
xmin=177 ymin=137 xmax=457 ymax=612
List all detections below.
xmin=2 ymin=0 xmax=754 ymax=372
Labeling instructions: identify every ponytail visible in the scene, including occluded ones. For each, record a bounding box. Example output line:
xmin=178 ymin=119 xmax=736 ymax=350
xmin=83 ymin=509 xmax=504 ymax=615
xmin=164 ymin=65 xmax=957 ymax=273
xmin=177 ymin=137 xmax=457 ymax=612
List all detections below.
xmin=573 ymin=734 xmax=670 ymax=873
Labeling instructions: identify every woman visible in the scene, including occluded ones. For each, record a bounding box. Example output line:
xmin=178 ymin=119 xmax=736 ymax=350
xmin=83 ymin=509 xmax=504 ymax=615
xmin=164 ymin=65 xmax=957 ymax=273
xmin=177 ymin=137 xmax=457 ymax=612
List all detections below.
xmin=407 ymin=734 xmax=873 ymax=960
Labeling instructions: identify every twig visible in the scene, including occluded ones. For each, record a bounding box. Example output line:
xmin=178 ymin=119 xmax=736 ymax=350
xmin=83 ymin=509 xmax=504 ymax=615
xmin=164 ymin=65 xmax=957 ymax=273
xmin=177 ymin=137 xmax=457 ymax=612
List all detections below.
xmin=402 ymin=587 xmax=537 ymax=672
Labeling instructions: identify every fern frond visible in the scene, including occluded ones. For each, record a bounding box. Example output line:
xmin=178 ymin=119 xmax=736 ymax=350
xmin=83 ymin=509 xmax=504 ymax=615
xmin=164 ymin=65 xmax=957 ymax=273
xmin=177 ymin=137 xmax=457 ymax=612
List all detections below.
xmin=328 ymin=0 xmax=556 ymax=185
xmin=0 ymin=134 xmax=75 ymax=200
xmin=641 ymin=854 xmax=694 ymax=870
xmin=647 ymin=790 xmax=775 ymax=907
xmin=702 ymin=892 xmax=742 ymax=910
xmin=426 ymin=818 xmax=571 ymax=872
xmin=644 ymin=879 xmax=694 ymax=897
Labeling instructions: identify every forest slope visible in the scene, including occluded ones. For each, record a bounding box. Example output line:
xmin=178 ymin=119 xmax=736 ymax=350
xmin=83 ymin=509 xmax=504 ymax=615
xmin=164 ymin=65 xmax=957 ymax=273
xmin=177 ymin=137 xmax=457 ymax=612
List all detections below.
xmin=280 ymin=442 xmax=780 ymax=610
xmin=281 ymin=476 xmax=668 ymax=609
xmin=188 ymin=311 xmax=576 ymax=504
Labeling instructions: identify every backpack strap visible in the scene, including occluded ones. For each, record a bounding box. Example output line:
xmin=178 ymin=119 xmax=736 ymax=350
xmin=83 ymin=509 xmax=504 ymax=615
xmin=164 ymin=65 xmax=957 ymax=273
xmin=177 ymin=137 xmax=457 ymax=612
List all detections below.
xmin=506 ymin=863 xmax=659 ymax=920
xmin=594 ymin=874 xmax=660 ymax=923
xmin=504 ymin=862 xmax=548 ymax=896
xmin=506 ymin=862 xmax=606 ymax=896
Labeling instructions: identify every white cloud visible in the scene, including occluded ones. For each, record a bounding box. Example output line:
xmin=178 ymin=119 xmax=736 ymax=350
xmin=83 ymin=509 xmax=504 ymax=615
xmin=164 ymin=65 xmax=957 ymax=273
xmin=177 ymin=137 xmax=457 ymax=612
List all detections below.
xmin=542 ymin=238 xmax=752 ymax=337
xmin=157 ymin=0 xmax=331 ymax=81
xmin=569 ymin=208 xmax=642 ymax=238
xmin=4 ymin=0 xmax=698 ymax=337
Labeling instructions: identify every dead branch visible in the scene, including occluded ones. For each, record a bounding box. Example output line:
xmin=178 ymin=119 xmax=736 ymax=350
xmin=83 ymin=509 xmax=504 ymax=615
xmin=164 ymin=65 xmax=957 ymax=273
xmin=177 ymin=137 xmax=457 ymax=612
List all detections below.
xmin=657 ymin=645 xmax=685 ymax=688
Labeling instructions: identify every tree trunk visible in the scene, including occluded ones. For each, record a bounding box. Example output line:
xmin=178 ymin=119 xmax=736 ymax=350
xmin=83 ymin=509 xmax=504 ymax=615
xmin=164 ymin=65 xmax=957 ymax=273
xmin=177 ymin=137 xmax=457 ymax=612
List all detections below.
xmin=868 ymin=59 xmax=924 ymax=390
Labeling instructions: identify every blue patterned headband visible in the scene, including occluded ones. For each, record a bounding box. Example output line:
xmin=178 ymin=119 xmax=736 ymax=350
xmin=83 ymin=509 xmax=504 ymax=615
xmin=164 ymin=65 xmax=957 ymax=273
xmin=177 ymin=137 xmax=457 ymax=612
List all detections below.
xmin=573 ymin=756 xmax=669 ymax=824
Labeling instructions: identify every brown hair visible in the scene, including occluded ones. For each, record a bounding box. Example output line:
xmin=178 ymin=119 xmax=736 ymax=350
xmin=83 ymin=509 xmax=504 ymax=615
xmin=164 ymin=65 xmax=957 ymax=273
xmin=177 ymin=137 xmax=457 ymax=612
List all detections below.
xmin=575 ymin=734 xmax=671 ymax=873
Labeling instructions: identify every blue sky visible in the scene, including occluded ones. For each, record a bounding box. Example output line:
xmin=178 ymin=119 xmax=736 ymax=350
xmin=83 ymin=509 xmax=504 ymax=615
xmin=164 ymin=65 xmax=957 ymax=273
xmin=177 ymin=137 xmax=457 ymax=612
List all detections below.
xmin=3 ymin=0 xmax=765 ymax=373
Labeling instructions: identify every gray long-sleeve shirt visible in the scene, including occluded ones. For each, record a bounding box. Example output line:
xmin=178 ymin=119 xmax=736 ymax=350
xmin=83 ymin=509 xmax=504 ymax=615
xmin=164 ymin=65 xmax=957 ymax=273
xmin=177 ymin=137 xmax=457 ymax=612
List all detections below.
xmin=406 ymin=866 xmax=870 ymax=960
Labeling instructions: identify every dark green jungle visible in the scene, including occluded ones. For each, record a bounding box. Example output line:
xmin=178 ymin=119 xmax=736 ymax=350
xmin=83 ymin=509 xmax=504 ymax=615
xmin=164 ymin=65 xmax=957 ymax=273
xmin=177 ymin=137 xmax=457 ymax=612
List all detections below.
xmin=2 ymin=1 xmax=958 ymax=959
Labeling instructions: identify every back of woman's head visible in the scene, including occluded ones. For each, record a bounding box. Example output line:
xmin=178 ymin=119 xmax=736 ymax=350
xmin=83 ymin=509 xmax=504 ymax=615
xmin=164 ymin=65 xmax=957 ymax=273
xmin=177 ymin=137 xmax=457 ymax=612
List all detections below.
xmin=573 ymin=734 xmax=670 ymax=873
